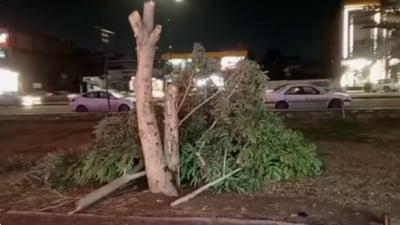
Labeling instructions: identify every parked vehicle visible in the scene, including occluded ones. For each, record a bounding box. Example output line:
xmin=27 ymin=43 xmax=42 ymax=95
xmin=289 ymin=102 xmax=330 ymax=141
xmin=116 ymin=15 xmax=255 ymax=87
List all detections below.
xmin=45 ymin=91 xmax=75 ymax=103
xmin=370 ymin=79 xmax=400 ymax=92
xmin=265 ymin=84 xmax=352 ymax=109
xmin=70 ymin=91 xmax=135 ymax=112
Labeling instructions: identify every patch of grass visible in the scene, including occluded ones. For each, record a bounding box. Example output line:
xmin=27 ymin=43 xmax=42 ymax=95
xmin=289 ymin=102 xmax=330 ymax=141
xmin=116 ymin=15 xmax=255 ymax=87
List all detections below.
xmin=290 ymin=120 xmax=374 ymax=143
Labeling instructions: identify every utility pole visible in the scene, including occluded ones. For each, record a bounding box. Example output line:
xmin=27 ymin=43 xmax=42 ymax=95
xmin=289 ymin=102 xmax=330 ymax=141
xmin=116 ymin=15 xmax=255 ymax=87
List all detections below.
xmin=96 ymin=26 xmax=115 ymax=111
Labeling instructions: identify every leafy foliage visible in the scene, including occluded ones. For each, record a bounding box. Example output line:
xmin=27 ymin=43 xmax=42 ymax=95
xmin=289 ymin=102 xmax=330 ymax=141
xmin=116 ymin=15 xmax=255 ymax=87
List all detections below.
xmin=31 ymin=44 xmax=322 ymax=193
xmin=178 ymin=44 xmax=323 ymax=193
xmin=26 ymin=113 xmax=140 ymax=189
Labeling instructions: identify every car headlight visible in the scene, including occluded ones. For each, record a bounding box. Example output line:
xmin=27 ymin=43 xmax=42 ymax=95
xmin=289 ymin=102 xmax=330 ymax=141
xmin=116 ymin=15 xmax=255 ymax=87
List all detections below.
xmin=22 ymin=96 xmax=34 ymax=106
xmin=21 ymin=96 xmax=41 ymax=106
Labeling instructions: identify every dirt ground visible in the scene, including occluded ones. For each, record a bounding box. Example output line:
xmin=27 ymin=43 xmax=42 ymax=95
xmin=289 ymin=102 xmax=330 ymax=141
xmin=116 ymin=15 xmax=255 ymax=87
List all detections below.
xmin=0 ymin=121 xmax=96 ymax=170
xmin=0 ymin=119 xmax=399 ymax=225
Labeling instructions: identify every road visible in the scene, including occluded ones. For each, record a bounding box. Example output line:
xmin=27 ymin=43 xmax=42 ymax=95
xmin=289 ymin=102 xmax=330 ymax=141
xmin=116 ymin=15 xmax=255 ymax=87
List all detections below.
xmin=0 ymin=97 xmax=400 ymax=115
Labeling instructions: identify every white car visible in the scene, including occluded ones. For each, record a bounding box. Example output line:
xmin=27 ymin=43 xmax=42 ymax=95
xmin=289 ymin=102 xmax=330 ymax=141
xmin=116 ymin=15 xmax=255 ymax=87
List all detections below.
xmin=265 ymin=84 xmax=352 ymax=109
xmin=70 ymin=91 xmax=135 ymax=112
xmin=371 ymin=79 xmax=400 ymax=92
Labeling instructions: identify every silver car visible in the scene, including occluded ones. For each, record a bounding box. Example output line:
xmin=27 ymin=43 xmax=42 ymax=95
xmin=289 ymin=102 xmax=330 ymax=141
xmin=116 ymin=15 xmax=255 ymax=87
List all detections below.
xmin=265 ymin=84 xmax=352 ymax=109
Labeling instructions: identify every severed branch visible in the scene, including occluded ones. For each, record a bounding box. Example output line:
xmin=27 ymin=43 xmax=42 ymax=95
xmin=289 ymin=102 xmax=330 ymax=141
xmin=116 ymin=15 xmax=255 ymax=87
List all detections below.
xmin=179 ymin=70 xmax=245 ymax=127
xmin=177 ymin=70 xmax=196 ymax=113
xmin=39 ymin=198 xmax=79 ymax=212
xmin=68 ymin=171 xmax=146 ymax=214
xmin=179 ymin=89 xmax=223 ymax=126
xmin=195 ymin=152 xmax=206 ymax=168
xmin=170 ymin=168 xmax=242 ymax=207
xmin=164 ymin=84 xmax=180 ymax=187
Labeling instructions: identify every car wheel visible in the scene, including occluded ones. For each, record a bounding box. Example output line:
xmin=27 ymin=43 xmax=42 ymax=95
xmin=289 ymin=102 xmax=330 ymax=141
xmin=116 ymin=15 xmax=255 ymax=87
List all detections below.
xmin=118 ymin=104 xmax=130 ymax=112
xmin=328 ymin=99 xmax=343 ymax=109
xmin=76 ymin=105 xmax=88 ymax=112
xmin=275 ymin=101 xmax=289 ymax=109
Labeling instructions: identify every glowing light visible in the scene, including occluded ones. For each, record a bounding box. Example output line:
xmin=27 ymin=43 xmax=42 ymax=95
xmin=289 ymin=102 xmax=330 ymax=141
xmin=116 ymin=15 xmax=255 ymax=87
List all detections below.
xmin=373 ymin=12 xmax=381 ymax=52
xmin=220 ymin=56 xmax=244 ymax=70
xmin=0 ymin=69 xmax=18 ymax=92
xmin=342 ymin=58 xmax=371 ymax=71
xmin=195 ymin=73 xmax=224 ymax=88
xmin=340 ymin=71 xmax=355 ymax=87
xmin=195 ymin=78 xmax=207 ymax=87
xmin=21 ymin=96 xmax=42 ymax=107
xmin=169 ymin=58 xmax=185 ymax=66
xmin=0 ymin=49 xmax=6 ymax=58
xmin=370 ymin=60 xmax=384 ymax=83
xmin=349 ymin=17 xmax=354 ymax=57
xmin=389 ymin=58 xmax=400 ymax=66
xmin=210 ymin=74 xmax=224 ymax=87
xmin=343 ymin=5 xmax=364 ymax=59
xmin=0 ymin=33 xmax=8 ymax=44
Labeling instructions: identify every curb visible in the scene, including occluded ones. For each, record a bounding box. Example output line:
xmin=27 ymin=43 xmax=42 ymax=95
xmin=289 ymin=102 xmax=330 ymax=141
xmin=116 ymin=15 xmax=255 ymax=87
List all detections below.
xmin=0 ymin=113 xmax=107 ymax=121
xmin=0 ymin=211 xmax=308 ymax=225
xmin=351 ymin=95 xmax=400 ymax=99
xmin=1 ymin=108 xmax=400 ymax=121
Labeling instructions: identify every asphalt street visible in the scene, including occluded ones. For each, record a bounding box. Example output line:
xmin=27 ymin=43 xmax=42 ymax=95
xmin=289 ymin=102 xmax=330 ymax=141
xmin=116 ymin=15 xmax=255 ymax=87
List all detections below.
xmin=0 ymin=97 xmax=399 ymax=115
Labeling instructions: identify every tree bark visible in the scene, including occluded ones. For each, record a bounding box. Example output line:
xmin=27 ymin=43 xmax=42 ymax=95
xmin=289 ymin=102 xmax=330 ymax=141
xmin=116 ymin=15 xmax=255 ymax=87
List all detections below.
xmin=164 ymin=84 xmax=180 ymax=187
xmin=129 ymin=1 xmax=178 ymax=197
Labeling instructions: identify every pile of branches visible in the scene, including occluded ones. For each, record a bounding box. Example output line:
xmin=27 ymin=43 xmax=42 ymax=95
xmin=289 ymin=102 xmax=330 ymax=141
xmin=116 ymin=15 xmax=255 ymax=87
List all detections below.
xmin=27 ymin=44 xmax=322 ymax=195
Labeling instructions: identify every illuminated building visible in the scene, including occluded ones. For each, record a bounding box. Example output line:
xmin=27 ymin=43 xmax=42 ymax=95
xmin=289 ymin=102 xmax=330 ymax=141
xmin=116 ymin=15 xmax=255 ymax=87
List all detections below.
xmin=0 ymin=27 xmax=78 ymax=93
xmin=340 ymin=0 xmax=388 ymax=88
xmin=161 ymin=50 xmax=247 ymax=87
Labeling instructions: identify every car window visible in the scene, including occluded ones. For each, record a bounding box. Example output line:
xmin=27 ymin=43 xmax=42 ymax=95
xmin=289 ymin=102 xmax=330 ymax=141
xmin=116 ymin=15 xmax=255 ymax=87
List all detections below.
xmin=303 ymin=86 xmax=320 ymax=95
xmin=285 ymin=87 xmax=303 ymax=95
xmin=82 ymin=92 xmax=97 ymax=98
xmin=98 ymin=92 xmax=113 ymax=99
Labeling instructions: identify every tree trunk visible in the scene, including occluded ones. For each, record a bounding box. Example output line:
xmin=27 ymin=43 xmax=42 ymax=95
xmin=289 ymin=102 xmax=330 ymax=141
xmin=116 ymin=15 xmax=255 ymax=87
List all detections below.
xmin=164 ymin=84 xmax=180 ymax=187
xmin=129 ymin=1 xmax=177 ymax=197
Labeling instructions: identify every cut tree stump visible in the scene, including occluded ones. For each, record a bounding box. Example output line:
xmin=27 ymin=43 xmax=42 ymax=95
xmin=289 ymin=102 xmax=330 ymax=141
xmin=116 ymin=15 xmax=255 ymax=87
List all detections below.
xmin=164 ymin=84 xmax=180 ymax=188
xmin=129 ymin=0 xmax=178 ymax=197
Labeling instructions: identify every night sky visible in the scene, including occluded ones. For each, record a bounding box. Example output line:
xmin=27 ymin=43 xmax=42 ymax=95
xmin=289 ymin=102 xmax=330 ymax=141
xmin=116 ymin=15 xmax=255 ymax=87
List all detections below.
xmin=0 ymin=0 xmax=340 ymax=60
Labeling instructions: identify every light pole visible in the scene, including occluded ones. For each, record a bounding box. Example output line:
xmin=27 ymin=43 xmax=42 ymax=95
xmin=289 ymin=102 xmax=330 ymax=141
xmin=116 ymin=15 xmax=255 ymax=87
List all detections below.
xmin=96 ymin=26 xmax=115 ymax=111
xmin=157 ymin=0 xmax=182 ymax=91
xmin=163 ymin=0 xmax=183 ymax=52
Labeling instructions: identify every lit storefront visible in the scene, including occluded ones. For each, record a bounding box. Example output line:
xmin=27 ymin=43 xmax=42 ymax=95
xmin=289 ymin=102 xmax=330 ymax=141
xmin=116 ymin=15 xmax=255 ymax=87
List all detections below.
xmin=340 ymin=0 xmax=392 ymax=88
xmin=161 ymin=50 xmax=247 ymax=87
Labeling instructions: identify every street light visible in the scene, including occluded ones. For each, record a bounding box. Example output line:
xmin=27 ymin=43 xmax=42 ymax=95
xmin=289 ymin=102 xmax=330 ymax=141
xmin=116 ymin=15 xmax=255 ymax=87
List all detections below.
xmin=95 ymin=26 xmax=116 ymax=111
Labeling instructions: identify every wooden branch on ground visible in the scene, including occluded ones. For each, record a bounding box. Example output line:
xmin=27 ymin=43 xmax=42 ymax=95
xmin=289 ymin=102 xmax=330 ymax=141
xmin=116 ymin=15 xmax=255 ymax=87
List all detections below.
xmin=39 ymin=198 xmax=79 ymax=212
xmin=68 ymin=171 xmax=146 ymax=214
xmin=170 ymin=168 xmax=242 ymax=207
